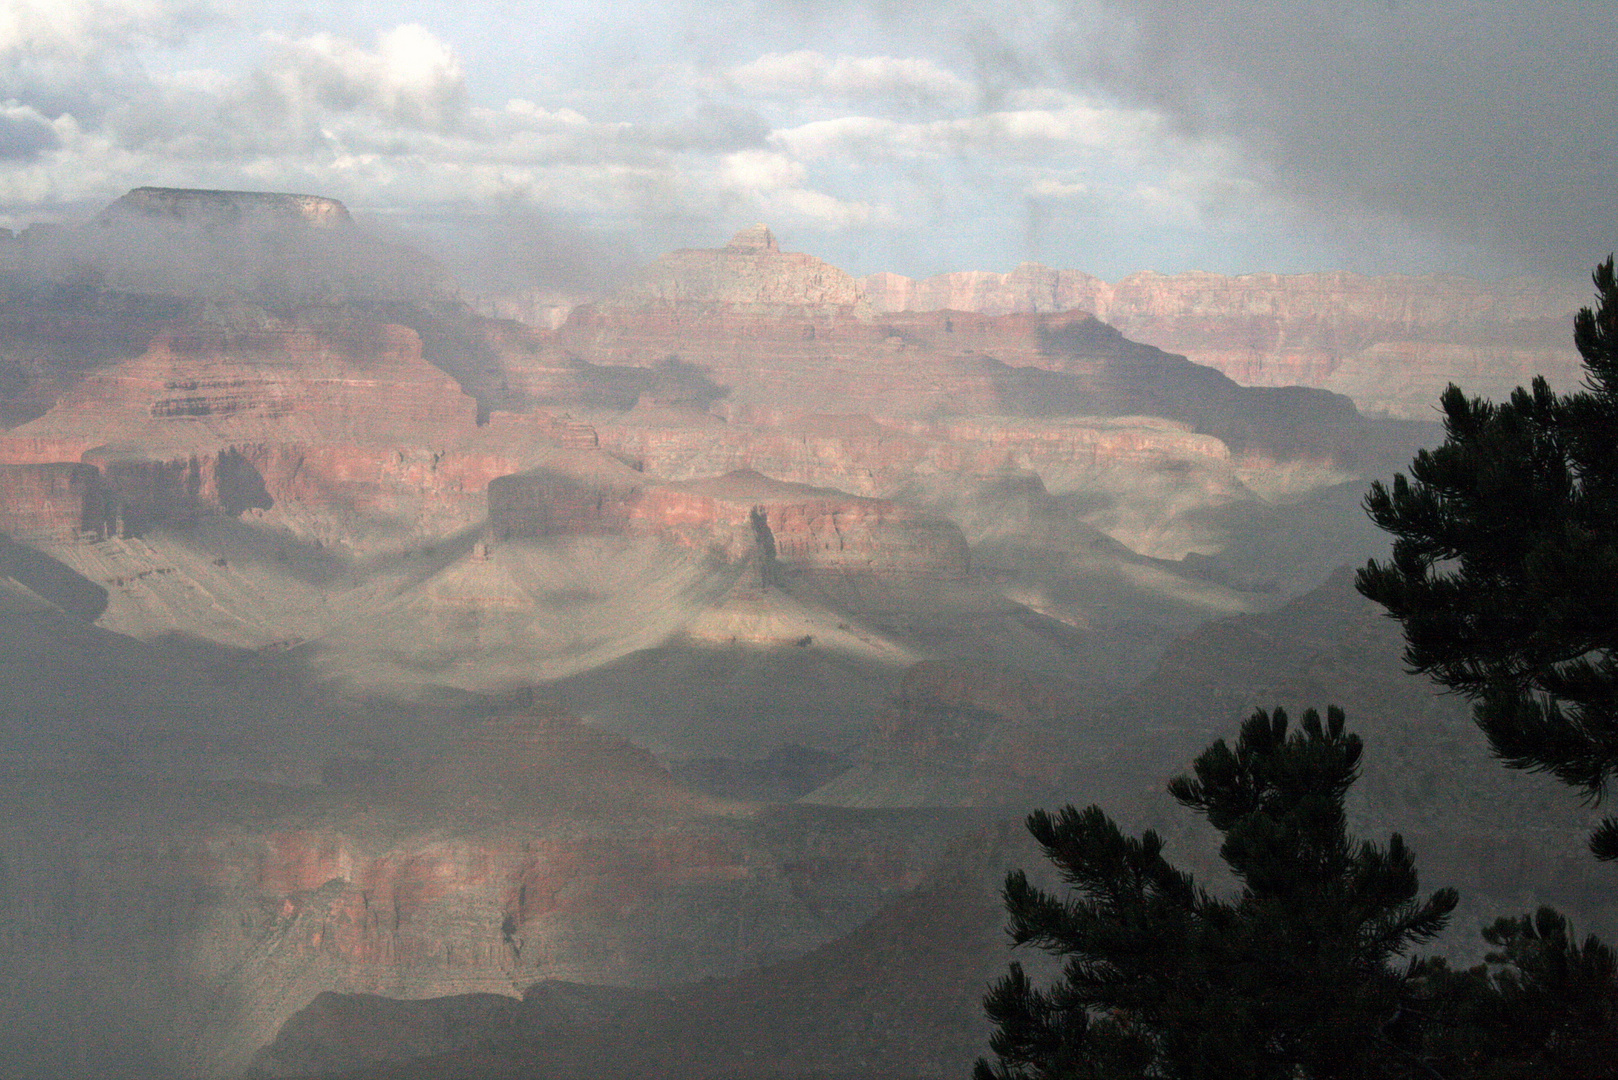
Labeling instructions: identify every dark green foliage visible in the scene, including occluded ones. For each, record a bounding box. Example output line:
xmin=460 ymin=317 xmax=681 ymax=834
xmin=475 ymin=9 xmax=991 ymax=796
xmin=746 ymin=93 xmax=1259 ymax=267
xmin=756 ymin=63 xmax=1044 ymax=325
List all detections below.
xmin=976 ymin=707 xmax=1458 ymax=1080
xmin=1409 ymin=907 xmax=1618 ymax=1078
xmin=1357 ymin=257 xmax=1618 ymax=858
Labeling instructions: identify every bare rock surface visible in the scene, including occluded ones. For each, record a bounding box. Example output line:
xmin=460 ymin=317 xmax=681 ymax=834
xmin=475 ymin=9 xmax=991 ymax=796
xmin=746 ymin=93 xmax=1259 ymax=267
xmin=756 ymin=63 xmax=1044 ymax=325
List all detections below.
xmin=242 ymin=828 xmax=1015 ymax=1080
xmin=861 ymin=264 xmax=1584 ymax=418
xmin=608 ymin=224 xmax=864 ymax=311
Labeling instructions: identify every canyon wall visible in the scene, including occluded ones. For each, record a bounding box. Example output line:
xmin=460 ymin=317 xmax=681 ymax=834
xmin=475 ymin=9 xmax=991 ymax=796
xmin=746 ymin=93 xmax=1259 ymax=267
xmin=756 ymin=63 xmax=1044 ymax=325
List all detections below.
xmin=488 ymin=463 xmax=970 ymax=580
xmin=861 ymin=264 xmax=1585 ymax=418
xmin=2 ymin=196 xmax=1573 ymax=1080
xmin=0 ymin=310 xmax=583 ymax=547
xmin=609 ymin=224 xmax=864 ymax=311
xmin=0 ymin=462 xmax=112 ymax=540
xmin=0 ymin=708 xmax=967 ymax=1078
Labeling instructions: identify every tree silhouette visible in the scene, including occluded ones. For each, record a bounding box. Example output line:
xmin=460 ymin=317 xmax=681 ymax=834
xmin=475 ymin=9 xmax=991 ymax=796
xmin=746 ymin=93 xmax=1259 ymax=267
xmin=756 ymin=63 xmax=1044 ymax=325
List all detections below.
xmin=1357 ymin=257 xmax=1618 ymax=858
xmin=976 ymin=707 xmax=1457 ymax=1080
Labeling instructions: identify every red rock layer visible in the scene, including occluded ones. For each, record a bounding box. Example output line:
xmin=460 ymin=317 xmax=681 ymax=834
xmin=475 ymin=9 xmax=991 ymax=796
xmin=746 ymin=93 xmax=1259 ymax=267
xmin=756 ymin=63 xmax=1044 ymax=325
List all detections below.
xmin=529 ymin=306 xmax=1134 ymax=422
xmin=0 ymin=463 xmax=113 ymax=540
xmin=596 ymin=411 xmax=1228 ymax=498
xmin=0 ymin=312 xmax=584 ymax=539
xmin=23 ymin=317 xmax=477 ymax=442
xmin=488 ymin=465 xmax=970 ymax=580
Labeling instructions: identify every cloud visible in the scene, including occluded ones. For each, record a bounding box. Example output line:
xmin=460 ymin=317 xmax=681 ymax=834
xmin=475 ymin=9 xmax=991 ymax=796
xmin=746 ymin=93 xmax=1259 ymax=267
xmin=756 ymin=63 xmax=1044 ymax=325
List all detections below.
xmin=713 ymin=147 xmax=891 ymax=226
xmin=6 ymin=0 xmax=1591 ymax=281
xmin=631 ymin=102 xmax=771 ymax=154
xmin=769 ymin=91 xmax=1220 ymax=167
xmin=0 ymin=106 xmax=59 ymax=160
xmin=247 ymin=24 xmax=468 ymax=133
xmin=1045 ymin=0 xmax=1618 ymax=274
xmin=728 ymin=50 xmax=973 ymax=107
xmin=1026 ymin=176 xmax=1087 ymax=199
xmin=0 ymin=0 xmax=225 ymax=128
xmin=0 ymin=0 xmax=220 ymax=59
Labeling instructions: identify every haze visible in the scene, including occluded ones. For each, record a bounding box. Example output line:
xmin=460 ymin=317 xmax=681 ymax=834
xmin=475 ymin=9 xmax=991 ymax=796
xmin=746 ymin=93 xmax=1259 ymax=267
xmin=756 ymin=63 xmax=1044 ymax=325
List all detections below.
xmin=0 ymin=3 xmax=1615 ymax=1079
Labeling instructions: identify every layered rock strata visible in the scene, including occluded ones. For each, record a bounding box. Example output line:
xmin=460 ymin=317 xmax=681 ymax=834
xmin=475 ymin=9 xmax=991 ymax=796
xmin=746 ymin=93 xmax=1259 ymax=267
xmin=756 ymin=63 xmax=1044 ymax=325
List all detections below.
xmin=608 ymin=224 xmax=864 ymax=311
xmin=535 ymin=303 xmax=1377 ymax=467
xmin=0 ymin=311 xmax=576 ymax=545
xmin=243 ymin=832 xmax=1013 ymax=1080
xmin=861 ymin=263 xmax=1584 ymax=417
xmin=489 ymin=464 xmax=970 ymax=580
xmin=0 ymin=462 xmax=112 ymax=539
xmin=101 ymin=186 xmax=355 ymax=228
xmin=0 ymin=723 xmax=962 ymax=1079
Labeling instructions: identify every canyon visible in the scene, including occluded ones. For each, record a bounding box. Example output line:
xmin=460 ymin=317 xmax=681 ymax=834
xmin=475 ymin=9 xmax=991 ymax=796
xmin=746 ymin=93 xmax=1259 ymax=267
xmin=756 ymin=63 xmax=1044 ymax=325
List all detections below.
xmin=860 ymin=263 xmax=1585 ymax=418
xmin=0 ymin=193 xmax=1599 ymax=1079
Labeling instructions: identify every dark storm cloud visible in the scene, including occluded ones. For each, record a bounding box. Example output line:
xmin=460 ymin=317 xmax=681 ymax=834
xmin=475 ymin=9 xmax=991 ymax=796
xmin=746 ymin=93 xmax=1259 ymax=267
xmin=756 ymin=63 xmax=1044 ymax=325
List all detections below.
xmin=1044 ymin=0 xmax=1618 ymax=274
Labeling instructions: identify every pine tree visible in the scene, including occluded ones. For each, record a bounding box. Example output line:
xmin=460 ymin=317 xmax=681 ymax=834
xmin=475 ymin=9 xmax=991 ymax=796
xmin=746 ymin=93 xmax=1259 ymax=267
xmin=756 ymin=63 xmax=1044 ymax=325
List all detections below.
xmin=976 ymin=706 xmax=1458 ymax=1080
xmin=1408 ymin=907 xmax=1618 ymax=1078
xmin=1357 ymin=257 xmax=1618 ymax=858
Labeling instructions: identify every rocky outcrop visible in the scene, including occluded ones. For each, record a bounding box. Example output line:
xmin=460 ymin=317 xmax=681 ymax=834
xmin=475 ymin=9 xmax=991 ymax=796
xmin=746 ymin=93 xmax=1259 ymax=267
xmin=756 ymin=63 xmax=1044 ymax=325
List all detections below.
xmin=0 ymin=741 xmax=962 ymax=1079
xmin=484 ymin=410 xmax=599 ymax=449
xmin=862 ymin=262 xmax=1105 ymax=316
xmin=489 ymin=463 xmax=970 ymax=580
xmin=485 ymin=452 xmax=647 ymax=538
xmin=14 ymin=314 xmax=478 ymax=442
xmin=608 ymin=225 xmax=864 ymax=311
xmin=0 ymin=462 xmax=113 ymax=539
xmin=539 ymin=302 xmax=1385 ymax=468
xmin=241 ymin=833 xmax=1013 ymax=1080
xmin=0 ymin=311 xmax=582 ymax=545
xmin=861 ymin=265 xmax=1585 ymax=417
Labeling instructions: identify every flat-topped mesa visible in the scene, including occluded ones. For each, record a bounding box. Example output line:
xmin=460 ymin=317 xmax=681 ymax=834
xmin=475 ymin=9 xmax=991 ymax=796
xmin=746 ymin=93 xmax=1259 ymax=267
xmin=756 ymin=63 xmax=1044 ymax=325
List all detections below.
xmin=16 ymin=186 xmax=456 ymax=303
xmin=100 ymin=187 xmax=354 ymax=229
xmin=605 ymin=223 xmax=864 ymax=311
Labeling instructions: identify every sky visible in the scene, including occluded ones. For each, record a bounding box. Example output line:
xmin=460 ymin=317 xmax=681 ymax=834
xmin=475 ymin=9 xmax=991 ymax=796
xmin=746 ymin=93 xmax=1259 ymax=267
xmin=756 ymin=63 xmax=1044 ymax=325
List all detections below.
xmin=0 ymin=0 xmax=1614 ymax=290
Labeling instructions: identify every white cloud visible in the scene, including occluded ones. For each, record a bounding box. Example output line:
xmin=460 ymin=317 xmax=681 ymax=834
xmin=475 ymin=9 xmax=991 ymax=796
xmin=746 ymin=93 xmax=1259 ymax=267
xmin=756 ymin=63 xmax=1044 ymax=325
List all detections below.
xmin=769 ymin=94 xmax=1177 ymax=164
xmin=251 ymin=24 xmax=467 ymax=133
xmin=769 ymin=115 xmax=900 ymax=161
xmin=718 ymin=148 xmax=806 ymax=194
xmin=763 ymin=186 xmax=894 ymax=228
xmin=0 ymin=0 xmax=219 ymax=59
xmin=1027 ymin=177 xmax=1089 ymax=198
xmin=727 ymin=50 xmax=973 ymax=108
xmin=711 ymin=148 xmax=891 ymax=228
